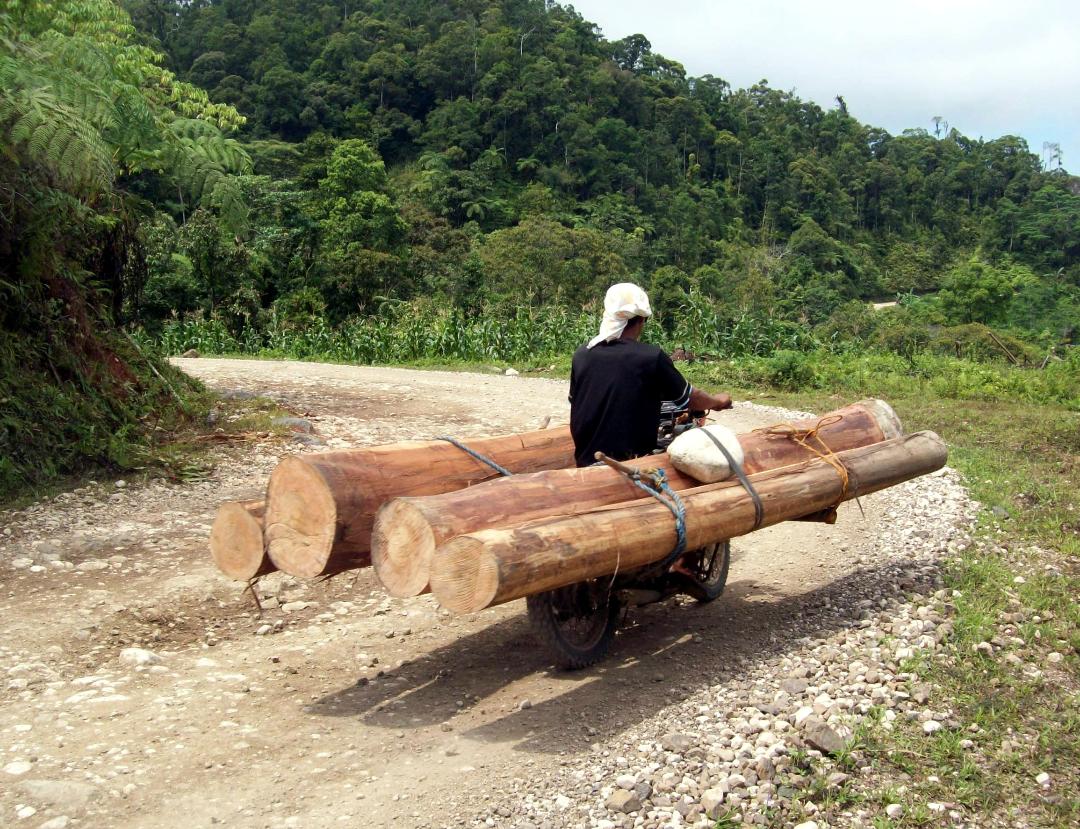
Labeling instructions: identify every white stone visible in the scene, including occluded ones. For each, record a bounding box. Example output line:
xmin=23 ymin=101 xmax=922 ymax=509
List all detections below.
xmin=1046 ymin=652 xmax=1063 ymax=664
xmin=700 ymin=788 xmax=725 ymax=818
xmin=39 ymin=818 xmax=71 ymax=829
xmin=504 ymin=368 xmax=519 ymax=376
xmin=11 ymin=557 xmax=34 ymax=569
xmin=16 ymin=805 xmax=36 ymax=819
xmin=616 ymin=774 xmax=637 ymax=790
xmin=119 ymin=648 xmax=160 ymax=667
xmin=1036 ymin=772 xmax=1050 ymax=786
xmin=4 ymin=761 xmax=32 ymax=775
xmin=793 ymin=706 xmax=814 ymax=726
xmin=885 ymin=803 xmax=903 ymax=818
xmin=793 ymin=822 xmax=819 ymax=829
xmin=922 ymin=720 xmax=943 ymax=735
xmin=554 ymin=794 xmax=571 ymax=809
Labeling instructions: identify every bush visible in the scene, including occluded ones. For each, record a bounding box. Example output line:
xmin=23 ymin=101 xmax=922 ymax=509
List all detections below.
xmin=927 ymin=324 xmax=1038 ymax=364
xmin=764 ymin=349 xmax=819 ymax=390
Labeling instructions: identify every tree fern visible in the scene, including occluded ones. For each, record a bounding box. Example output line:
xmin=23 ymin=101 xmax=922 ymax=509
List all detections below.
xmin=1 ymin=0 xmax=250 ymax=231
xmin=3 ymin=82 xmax=115 ymax=195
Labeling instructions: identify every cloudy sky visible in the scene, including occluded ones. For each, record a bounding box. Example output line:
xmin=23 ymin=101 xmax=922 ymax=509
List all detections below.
xmin=570 ymin=0 xmax=1078 ymax=172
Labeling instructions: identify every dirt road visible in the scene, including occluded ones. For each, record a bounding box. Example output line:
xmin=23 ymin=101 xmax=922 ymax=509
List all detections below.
xmin=0 ymin=359 xmax=948 ymax=828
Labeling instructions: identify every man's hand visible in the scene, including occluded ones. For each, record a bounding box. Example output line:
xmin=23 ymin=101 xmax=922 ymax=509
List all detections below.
xmin=689 ymin=388 xmax=733 ymax=412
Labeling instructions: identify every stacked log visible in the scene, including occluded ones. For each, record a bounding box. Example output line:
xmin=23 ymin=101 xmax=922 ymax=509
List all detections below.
xmin=262 ymin=426 xmax=575 ymax=578
xmin=209 ymin=500 xmax=273 ymax=581
xmin=428 ymin=431 xmax=947 ymax=614
xmin=372 ymin=400 xmax=901 ymax=597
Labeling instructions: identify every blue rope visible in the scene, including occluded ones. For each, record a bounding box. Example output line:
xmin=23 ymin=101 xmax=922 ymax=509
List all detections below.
xmin=436 ymin=436 xmax=513 ymax=477
xmin=625 ymin=468 xmax=687 ymax=568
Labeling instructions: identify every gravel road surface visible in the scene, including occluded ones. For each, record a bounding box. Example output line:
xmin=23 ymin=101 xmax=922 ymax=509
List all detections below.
xmin=0 ymin=359 xmax=973 ymax=829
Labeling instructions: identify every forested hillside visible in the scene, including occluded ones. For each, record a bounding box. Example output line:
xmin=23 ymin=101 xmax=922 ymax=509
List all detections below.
xmin=119 ymin=0 xmax=1080 ymax=342
xmin=2 ymin=0 xmax=1078 ymax=494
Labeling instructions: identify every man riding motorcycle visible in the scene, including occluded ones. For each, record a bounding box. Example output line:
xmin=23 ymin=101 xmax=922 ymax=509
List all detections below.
xmin=528 ymin=284 xmax=736 ymax=669
xmin=568 ymin=283 xmax=733 ymax=467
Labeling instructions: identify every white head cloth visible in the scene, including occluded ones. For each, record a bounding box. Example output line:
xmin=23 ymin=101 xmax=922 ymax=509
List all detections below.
xmin=587 ymin=282 xmax=653 ymax=349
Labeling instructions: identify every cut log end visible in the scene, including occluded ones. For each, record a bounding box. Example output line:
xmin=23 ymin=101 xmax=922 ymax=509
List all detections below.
xmin=429 ymin=535 xmax=499 ymax=615
xmin=372 ymin=500 xmax=436 ymax=597
xmin=859 ymin=398 xmax=904 ymax=440
xmin=209 ymin=500 xmax=271 ymax=581
xmin=265 ymin=457 xmax=338 ymax=578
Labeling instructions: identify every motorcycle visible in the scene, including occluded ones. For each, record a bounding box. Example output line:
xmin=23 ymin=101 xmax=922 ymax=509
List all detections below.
xmin=525 ymin=402 xmax=731 ymax=669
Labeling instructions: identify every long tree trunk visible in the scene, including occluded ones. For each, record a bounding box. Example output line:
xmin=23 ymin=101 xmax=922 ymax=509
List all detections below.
xmin=209 ymin=500 xmax=273 ymax=581
xmin=264 ymin=426 xmax=574 ymax=578
xmin=373 ymin=400 xmax=900 ymax=597
xmin=428 ymin=431 xmax=946 ymax=614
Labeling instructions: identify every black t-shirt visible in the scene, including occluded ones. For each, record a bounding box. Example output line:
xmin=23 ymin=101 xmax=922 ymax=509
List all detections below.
xmin=568 ymin=339 xmax=691 ymax=468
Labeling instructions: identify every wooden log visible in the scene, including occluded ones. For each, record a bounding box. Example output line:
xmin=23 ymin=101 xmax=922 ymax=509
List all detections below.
xmin=209 ymin=500 xmax=273 ymax=581
xmin=264 ymin=426 xmax=574 ymax=578
xmin=429 ymin=431 xmax=946 ymax=614
xmin=372 ymin=400 xmax=899 ymax=597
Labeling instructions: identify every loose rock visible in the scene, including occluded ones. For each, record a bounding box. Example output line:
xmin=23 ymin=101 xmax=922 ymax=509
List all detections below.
xmin=605 ymin=790 xmax=641 ymax=814
xmin=801 ymin=717 xmax=846 ymax=755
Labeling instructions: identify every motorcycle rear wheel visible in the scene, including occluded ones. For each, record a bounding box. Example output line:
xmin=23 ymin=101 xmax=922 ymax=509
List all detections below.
xmin=527 ymin=580 xmax=622 ymax=670
xmin=676 ymin=540 xmax=731 ymax=603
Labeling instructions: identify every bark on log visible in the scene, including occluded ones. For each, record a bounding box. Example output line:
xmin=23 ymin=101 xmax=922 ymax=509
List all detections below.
xmin=264 ymin=426 xmax=574 ymax=578
xmin=428 ymin=431 xmax=946 ymax=614
xmin=373 ymin=400 xmax=899 ymax=597
xmin=209 ymin=500 xmax=273 ymax=581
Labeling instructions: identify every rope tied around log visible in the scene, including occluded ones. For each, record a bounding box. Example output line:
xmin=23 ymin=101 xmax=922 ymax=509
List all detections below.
xmin=436 ymin=436 xmax=513 ymax=477
xmin=753 ymin=413 xmax=860 ymax=516
xmin=595 ymin=453 xmax=687 ymax=572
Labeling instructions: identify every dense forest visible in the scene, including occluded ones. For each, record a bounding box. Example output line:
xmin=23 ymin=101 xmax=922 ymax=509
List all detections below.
xmin=2 ymin=0 xmax=1078 ymax=493
xmin=115 ymin=0 xmax=1080 ymax=340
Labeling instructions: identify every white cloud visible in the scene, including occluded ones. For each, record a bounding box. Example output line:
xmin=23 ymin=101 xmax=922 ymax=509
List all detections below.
xmin=570 ymin=0 xmax=1079 ymax=170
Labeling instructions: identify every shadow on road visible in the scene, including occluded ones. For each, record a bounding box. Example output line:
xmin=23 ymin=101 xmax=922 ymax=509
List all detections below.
xmin=309 ymin=557 xmax=931 ymax=755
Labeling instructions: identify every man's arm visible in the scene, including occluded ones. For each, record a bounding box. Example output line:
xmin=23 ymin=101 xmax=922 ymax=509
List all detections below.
xmin=654 ymin=349 xmax=732 ymax=412
xmin=689 ymin=387 xmax=732 ymax=412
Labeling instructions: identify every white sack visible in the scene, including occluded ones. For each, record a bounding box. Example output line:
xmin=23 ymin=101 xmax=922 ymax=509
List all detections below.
xmin=668 ymin=424 xmax=745 ymax=483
